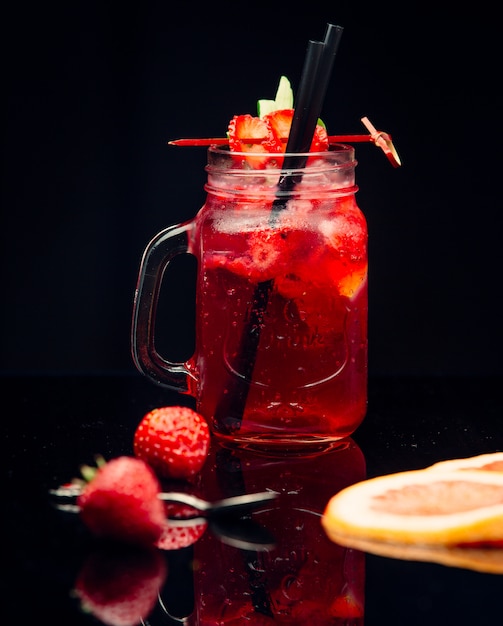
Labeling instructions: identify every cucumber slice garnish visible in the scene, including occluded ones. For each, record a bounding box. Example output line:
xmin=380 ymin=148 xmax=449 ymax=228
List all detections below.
xmin=274 ymin=75 xmax=294 ymax=109
xmin=257 ymin=99 xmax=276 ymax=118
xmin=258 ymin=75 xmax=294 ymax=117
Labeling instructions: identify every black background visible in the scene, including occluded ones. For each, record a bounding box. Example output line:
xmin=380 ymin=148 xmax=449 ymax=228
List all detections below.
xmin=2 ymin=1 xmax=502 ymax=377
xmin=2 ymin=5 xmax=502 ymax=621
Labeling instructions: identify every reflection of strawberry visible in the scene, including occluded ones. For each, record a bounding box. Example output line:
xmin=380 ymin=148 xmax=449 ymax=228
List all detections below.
xmin=330 ymin=582 xmax=364 ymax=619
xmin=74 ymin=544 xmax=167 ymax=626
xmin=134 ymin=406 xmax=210 ymax=480
xmin=77 ymin=456 xmax=165 ymax=547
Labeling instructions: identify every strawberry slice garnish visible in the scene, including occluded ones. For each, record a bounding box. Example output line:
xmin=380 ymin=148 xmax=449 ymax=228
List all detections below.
xmin=228 ymin=114 xmax=282 ymax=168
xmin=228 ymin=114 xmax=280 ymax=154
xmin=134 ymin=406 xmax=210 ymax=480
xmin=311 ymin=123 xmax=329 ymax=152
xmin=227 ymin=110 xmax=329 ymax=168
xmin=264 ymin=108 xmax=329 ymax=152
xmin=263 ymin=108 xmax=293 ymax=147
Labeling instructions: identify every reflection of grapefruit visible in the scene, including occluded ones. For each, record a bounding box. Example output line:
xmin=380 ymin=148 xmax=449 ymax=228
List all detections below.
xmin=321 ymin=468 xmax=503 ymax=546
xmin=323 ymin=533 xmax=503 ymax=575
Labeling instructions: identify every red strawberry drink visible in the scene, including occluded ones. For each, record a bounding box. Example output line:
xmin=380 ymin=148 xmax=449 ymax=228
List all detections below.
xmin=186 ymin=143 xmax=367 ymax=445
xmin=132 ymin=86 xmax=369 ymax=447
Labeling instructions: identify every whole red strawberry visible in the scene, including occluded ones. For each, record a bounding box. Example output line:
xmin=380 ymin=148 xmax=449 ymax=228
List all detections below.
xmin=77 ymin=456 xmax=166 ymax=547
xmin=74 ymin=544 xmax=167 ymax=626
xmin=134 ymin=406 xmax=210 ymax=480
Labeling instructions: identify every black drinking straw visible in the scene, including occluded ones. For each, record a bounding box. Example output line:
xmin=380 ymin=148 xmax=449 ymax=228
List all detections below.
xmin=214 ymin=25 xmax=344 ymax=434
xmin=281 ymin=24 xmax=344 ymax=174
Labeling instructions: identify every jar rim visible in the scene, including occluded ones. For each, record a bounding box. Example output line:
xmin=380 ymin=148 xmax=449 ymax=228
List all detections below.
xmin=206 ymin=144 xmax=357 ymax=177
xmin=208 ymin=143 xmax=355 ymax=160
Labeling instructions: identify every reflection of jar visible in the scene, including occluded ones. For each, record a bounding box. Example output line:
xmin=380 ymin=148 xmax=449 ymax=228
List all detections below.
xmin=194 ymin=439 xmax=366 ymax=624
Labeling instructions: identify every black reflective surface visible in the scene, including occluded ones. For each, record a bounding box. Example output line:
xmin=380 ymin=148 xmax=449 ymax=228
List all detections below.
xmin=4 ymin=375 xmax=502 ymax=624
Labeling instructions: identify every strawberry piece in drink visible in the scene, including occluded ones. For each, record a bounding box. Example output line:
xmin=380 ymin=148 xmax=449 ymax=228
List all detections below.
xmin=317 ymin=201 xmax=368 ymax=298
xmin=242 ymin=226 xmax=315 ymax=282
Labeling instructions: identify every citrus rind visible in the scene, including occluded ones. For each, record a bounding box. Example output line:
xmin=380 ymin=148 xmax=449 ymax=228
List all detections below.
xmin=426 ymin=451 xmax=503 ymax=474
xmin=321 ymin=469 xmax=503 ymax=546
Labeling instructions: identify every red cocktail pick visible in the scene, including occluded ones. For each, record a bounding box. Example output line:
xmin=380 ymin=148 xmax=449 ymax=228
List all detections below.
xmin=168 ymin=116 xmax=401 ymax=167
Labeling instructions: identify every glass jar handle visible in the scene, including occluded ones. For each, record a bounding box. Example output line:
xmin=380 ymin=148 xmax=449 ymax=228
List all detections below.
xmin=131 ymin=221 xmax=196 ymax=392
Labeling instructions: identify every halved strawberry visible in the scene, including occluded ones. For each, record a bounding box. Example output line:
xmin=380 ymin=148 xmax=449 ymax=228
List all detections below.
xmin=311 ymin=123 xmax=329 ymax=152
xmin=263 ymin=109 xmax=329 ymax=152
xmin=263 ymin=108 xmax=293 ymax=148
xmin=228 ymin=114 xmax=279 ymax=153
xmin=227 ymin=110 xmax=328 ymax=168
xmin=227 ymin=114 xmax=282 ymax=168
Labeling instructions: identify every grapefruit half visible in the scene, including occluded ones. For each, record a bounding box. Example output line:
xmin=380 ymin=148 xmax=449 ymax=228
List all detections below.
xmin=321 ymin=468 xmax=503 ymax=546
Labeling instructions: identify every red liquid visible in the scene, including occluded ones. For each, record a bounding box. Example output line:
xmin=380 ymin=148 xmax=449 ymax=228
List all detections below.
xmin=189 ymin=190 xmax=368 ymax=446
xmin=194 ymin=438 xmax=366 ymax=624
